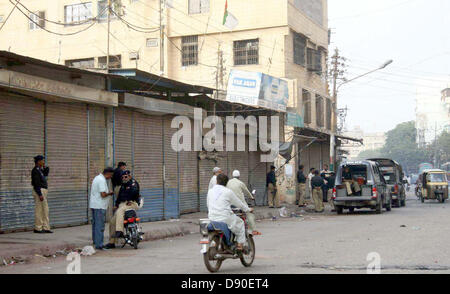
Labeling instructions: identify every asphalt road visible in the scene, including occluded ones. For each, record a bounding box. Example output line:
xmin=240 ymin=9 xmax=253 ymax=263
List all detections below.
xmin=2 ymin=190 xmax=450 ymax=274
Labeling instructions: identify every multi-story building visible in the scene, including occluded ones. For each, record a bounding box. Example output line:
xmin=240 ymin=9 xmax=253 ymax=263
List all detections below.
xmin=0 ymin=0 xmax=334 ymax=204
xmin=414 ymin=79 xmax=450 ymax=146
xmin=341 ymin=126 xmax=386 ymax=160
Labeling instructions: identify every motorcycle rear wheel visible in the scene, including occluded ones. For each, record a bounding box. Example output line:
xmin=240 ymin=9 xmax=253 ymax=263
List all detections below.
xmin=203 ymin=236 xmax=222 ymax=273
xmin=240 ymin=235 xmax=255 ymax=267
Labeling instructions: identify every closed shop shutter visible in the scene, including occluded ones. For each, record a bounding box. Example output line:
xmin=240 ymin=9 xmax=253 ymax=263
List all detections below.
xmin=134 ymin=113 xmax=164 ymax=221
xmin=0 ymin=94 xmax=44 ymax=232
xmin=249 ymin=151 xmax=267 ymax=206
xmin=228 ymin=151 xmax=249 ymax=186
xmin=46 ymin=103 xmax=88 ymax=227
xmin=163 ymin=115 xmax=179 ymax=219
xmin=88 ymin=106 xmax=106 ymax=187
xmin=178 ymin=119 xmax=199 ymax=214
xmin=114 ymin=108 xmax=133 ymax=171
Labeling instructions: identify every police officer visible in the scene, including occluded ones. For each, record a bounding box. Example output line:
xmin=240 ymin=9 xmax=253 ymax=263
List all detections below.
xmin=310 ymin=170 xmax=325 ymax=213
xmin=106 ymin=170 xmax=140 ymax=248
xmin=296 ymin=165 xmax=307 ymax=207
xmin=266 ymin=165 xmax=279 ymax=208
xmin=31 ymin=155 xmax=52 ymax=233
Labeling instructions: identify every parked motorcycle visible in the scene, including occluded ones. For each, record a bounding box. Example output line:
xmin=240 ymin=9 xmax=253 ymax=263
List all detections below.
xmin=120 ymin=200 xmax=144 ymax=249
xmin=199 ymin=208 xmax=255 ymax=273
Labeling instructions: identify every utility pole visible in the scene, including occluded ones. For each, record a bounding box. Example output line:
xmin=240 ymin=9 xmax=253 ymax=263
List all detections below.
xmin=106 ymin=0 xmax=111 ymax=73
xmin=159 ymin=0 xmax=165 ymax=75
xmin=329 ymin=48 xmax=346 ymax=171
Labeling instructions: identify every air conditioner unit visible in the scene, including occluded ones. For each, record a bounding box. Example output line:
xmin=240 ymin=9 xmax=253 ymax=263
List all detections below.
xmin=129 ymin=52 xmax=139 ymax=60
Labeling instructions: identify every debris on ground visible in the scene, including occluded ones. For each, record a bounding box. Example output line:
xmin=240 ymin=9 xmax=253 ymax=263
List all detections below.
xmin=80 ymin=245 xmax=96 ymax=256
xmin=279 ymin=207 xmax=289 ymax=218
xmin=400 ymin=225 xmax=407 ymax=227
xmin=412 ymin=226 xmax=421 ymax=231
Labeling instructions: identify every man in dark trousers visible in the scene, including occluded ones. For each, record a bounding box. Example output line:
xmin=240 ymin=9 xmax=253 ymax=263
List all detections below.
xmin=296 ymin=165 xmax=307 ymax=207
xmin=112 ymin=162 xmax=127 ymax=199
xmin=31 ymin=155 xmax=52 ymax=233
xmin=266 ymin=165 xmax=279 ymax=208
xmin=106 ymin=170 xmax=141 ymax=248
xmin=320 ymin=164 xmax=331 ymax=203
xmin=311 ymin=170 xmax=325 ymax=213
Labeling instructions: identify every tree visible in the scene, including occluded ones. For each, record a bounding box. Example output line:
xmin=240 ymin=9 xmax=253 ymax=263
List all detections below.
xmin=381 ymin=121 xmax=428 ymax=173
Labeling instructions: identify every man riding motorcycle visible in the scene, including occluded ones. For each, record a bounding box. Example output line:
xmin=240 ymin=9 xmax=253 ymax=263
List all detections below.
xmin=105 ymin=170 xmax=141 ymax=249
xmin=226 ymin=170 xmax=261 ymax=236
xmin=207 ymin=173 xmax=253 ymax=251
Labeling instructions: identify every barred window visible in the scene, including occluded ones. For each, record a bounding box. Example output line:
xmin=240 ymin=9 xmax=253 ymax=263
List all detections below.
xmin=65 ymin=58 xmax=95 ymax=69
xmin=233 ymin=39 xmax=259 ymax=66
xmin=326 ymin=98 xmax=332 ymax=130
xmin=188 ymin=0 xmax=210 ymax=14
xmin=181 ymin=35 xmax=198 ymax=66
xmin=98 ymin=55 xmax=122 ymax=69
xmin=64 ymin=3 xmax=92 ymax=24
xmin=307 ymin=48 xmax=322 ymax=74
xmin=29 ymin=11 xmax=45 ymax=30
xmin=315 ymin=95 xmax=324 ymax=127
xmin=293 ymin=32 xmax=306 ymax=66
xmin=302 ymin=89 xmax=311 ymax=125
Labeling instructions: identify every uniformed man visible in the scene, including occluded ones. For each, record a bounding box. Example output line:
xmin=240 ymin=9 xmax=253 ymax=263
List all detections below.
xmin=327 ymin=172 xmax=336 ymax=212
xmin=266 ymin=165 xmax=279 ymax=208
xmin=296 ymin=165 xmax=307 ymax=207
xmin=320 ymin=164 xmax=330 ymax=203
xmin=31 ymin=155 xmax=52 ymax=233
xmin=310 ymin=170 xmax=325 ymax=213
xmin=112 ymin=162 xmax=127 ymax=198
xmin=227 ymin=170 xmax=261 ymax=236
xmin=106 ymin=170 xmax=141 ymax=248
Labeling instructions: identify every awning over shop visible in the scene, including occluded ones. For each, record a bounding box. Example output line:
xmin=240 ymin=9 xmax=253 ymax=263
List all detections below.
xmin=336 ymin=134 xmax=364 ymax=145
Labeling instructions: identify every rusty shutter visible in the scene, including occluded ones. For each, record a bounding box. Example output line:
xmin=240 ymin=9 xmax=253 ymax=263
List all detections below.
xmin=163 ymin=115 xmax=179 ymax=219
xmin=114 ymin=108 xmax=133 ymax=171
xmin=46 ymin=103 xmax=88 ymax=227
xmin=179 ymin=119 xmax=199 ymax=214
xmin=0 ymin=93 xmax=44 ymax=232
xmin=249 ymin=151 xmax=267 ymax=206
xmin=134 ymin=112 xmax=164 ymax=221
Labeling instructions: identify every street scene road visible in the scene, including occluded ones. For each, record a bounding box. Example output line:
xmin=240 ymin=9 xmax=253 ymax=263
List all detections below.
xmin=2 ymin=191 xmax=450 ymax=274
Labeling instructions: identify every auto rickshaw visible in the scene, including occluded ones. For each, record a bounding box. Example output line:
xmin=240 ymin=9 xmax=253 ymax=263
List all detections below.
xmin=417 ymin=169 xmax=448 ymax=203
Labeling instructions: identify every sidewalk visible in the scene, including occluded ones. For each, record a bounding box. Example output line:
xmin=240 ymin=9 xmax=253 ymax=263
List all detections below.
xmin=0 ymin=203 xmax=321 ymax=266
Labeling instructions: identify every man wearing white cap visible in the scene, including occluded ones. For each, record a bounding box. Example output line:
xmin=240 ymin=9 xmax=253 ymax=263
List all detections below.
xmin=226 ymin=170 xmax=261 ymax=236
xmin=208 ymin=167 xmax=222 ymax=191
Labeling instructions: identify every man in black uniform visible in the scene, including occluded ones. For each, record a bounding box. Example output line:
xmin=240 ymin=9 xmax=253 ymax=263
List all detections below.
xmin=31 ymin=155 xmax=52 ymax=233
xmin=266 ymin=165 xmax=279 ymax=208
xmin=296 ymin=165 xmax=307 ymax=207
xmin=310 ymin=170 xmax=325 ymax=212
xmin=112 ymin=162 xmax=127 ymax=199
xmin=106 ymin=170 xmax=141 ymax=248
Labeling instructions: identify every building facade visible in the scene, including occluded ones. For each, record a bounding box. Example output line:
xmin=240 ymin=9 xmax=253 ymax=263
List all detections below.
xmin=0 ymin=0 xmax=334 ymax=204
xmin=341 ymin=126 xmax=386 ymax=160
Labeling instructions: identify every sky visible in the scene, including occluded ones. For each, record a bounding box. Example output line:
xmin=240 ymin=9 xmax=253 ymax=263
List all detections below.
xmin=328 ymin=0 xmax=450 ymax=133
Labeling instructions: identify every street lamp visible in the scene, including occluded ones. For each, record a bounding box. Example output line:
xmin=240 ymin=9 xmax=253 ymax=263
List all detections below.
xmin=330 ymin=59 xmax=393 ymax=172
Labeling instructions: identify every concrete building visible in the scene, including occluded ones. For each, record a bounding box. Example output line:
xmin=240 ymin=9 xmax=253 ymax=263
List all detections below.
xmin=341 ymin=126 xmax=385 ymax=160
xmin=0 ymin=0 xmax=337 ymax=204
xmin=415 ymin=81 xmax=450 ymax=147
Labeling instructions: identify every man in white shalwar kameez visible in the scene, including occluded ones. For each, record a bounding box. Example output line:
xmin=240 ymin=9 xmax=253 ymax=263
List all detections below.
xmin=207 ymin=174 xmax=252 ymax=250
xmin=208 ymin=167 xmax=222 ymax=191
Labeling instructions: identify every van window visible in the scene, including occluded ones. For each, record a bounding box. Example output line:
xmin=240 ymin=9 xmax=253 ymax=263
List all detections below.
xmin=340 ymin=165 xmax=368 ymax=185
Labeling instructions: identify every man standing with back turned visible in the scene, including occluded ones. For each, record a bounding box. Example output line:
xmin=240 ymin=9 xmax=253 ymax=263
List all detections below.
xmin=266 ymin=165 xmax=279 ymax=208
xmin=31 ymin=155 xmax=52 ymax=233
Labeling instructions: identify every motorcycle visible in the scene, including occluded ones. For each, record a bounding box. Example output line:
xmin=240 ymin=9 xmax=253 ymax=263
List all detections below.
xmin=120 ymin=199 xmax=144 ymax=249
xmin=199 ymin=208 xmax=256 ymax=273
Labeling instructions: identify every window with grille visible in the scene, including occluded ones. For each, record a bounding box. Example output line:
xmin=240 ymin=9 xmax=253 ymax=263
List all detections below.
xmin=302 ymin=89 xmax=311 ymax=125
xmin=65 ymin=3 xmax=92 ymax=24
xmin=29 ymin=11 xmax=45 ymax=30
xmin=181 ymin=35 xmax=198 ymax=66
xmin=98 ymin=55 xmax=122 ymax=69
xmin=233 ymin=39 xmax=259 ymax=66
xmin=315 ymin=95 xmax=324 ymax=127
xmin=65 ymin=58 xmax=95 ymax=69
xmin=98 ymin=0 xmax=119 ymax=21
xmin=188 ymin=0 xmax=210 ymax=14
xmin=326 ymin=98 xmax=332 ymax=130
xmin=307 ymin=48 xmax=322 ymax=74
xmin=293 ymin=32 xmax=306 ymax=66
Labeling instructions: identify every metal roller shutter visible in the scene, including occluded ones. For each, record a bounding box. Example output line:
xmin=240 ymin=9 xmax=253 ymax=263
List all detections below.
xmin=134 ymin=113 xmax=164 ymax=221
xmin=114 ymin=108 xmax=133 ymax=171
xmin=0 ymin=94 xmax=44 ymax=232
xmin=178 ymin=118 xmax=199 ymax=214
xmin=163 ymin=115 xmax=179 ymax=219
xmin=198 ymin=157 xmax=216 ymax=212
xmin=249 ymin=151 xmax=267 ymax=206
xmin=46 ymin=103 xmax=88 ymax=227
xmin=228 ymin=151 xmax=249 ymax=186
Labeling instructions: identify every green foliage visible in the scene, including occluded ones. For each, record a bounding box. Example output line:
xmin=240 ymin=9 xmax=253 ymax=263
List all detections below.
xmin=381 ymin=121 xmax=428 ymax=173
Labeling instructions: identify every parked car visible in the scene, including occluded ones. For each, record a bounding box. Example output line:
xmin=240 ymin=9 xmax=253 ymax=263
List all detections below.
xmin=332 ymin=160 xmax=391 ymax=214
xmin=368 ymin=158 xmax=406 ymax=207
